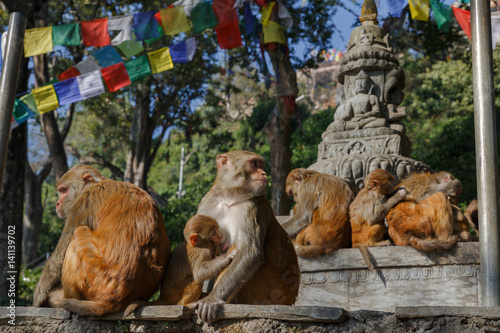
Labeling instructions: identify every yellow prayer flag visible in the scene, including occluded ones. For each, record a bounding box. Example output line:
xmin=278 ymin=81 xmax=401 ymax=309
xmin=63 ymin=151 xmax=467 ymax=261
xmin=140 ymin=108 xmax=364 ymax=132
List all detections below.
xmin=147 ymin=47 xmax=174 ymax=74
xmin=260 ymin=2 xmax=276 ymax=26
xmin=32 ymin=85 xmax=59 ymax=114
xmin=409 ymin=0 xmax=430 ymax=21
xmin=263 ymin=21 xmax=286 ymax=45
xmin=24 ymin=27 xmax=53 ymax=57
xmin=160 ymin=7 xmax=191 ymax=36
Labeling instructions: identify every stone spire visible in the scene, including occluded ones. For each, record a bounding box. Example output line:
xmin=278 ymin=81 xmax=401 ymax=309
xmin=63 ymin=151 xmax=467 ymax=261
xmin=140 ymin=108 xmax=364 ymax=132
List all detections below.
xmin=360 ymin=0 xmax=378 ymax=26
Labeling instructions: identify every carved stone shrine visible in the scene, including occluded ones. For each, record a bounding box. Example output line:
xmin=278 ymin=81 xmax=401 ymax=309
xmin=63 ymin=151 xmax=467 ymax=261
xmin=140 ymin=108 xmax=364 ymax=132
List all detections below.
xmin=309 ymin=0 xmax=431 ymax=191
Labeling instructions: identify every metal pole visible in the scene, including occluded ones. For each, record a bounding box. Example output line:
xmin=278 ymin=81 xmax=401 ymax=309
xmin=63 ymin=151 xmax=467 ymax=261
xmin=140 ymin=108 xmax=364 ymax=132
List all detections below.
xmin=471 ymin=0 xmax=500 ymax=306
xmin=0 ymin=12 xmax=26 ymax=195
xmin=178 ymin=145 xmax=185 ymax=199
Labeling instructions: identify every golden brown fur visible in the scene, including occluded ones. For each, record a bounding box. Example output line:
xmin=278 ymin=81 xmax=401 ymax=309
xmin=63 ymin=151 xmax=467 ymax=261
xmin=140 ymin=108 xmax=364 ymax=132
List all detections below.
xmin=282 ymin=168 xmax=354 ymax=257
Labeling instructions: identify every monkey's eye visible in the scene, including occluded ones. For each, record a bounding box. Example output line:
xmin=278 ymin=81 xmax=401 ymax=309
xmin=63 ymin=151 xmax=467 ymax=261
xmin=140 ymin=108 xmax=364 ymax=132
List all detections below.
xmin=58 ymin=186 xmax=68 ymax=194
xmin=250 ymin=159 xmax=262 ymax=169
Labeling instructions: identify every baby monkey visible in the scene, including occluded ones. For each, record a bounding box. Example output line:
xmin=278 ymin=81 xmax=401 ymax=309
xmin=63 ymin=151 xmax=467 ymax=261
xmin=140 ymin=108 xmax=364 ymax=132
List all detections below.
xmin=124 ymin=214 xmax=237 ymax=318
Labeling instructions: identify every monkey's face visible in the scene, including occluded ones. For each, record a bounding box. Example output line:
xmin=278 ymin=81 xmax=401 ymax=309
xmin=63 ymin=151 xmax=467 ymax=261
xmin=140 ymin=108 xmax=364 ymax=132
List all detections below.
xmin=209 ymin=228 xmax=222 ymax=246
xmin=247 ymin=157 xmax=268 ymax=196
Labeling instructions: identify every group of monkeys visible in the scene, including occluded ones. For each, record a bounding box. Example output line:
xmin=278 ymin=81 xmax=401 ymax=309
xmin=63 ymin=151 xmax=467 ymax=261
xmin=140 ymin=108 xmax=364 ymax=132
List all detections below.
xmin=281 ymin=167 xmax=478 ymax=270
xmin=31 ymin=149 xmax=477 ymax=323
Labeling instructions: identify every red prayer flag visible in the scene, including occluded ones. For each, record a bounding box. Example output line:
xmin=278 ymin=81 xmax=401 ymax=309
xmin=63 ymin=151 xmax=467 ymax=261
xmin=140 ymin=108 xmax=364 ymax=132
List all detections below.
xmin=58 ymin=67 xmax=81 ymax=81
xmin=216 ymin=22 xmax=242 ymax=49
xmin=255 ymin=0 xmax=267 ymax=7
xmin=213 ymin=0 xmax=238 ymax=27
xmin=81 ymin=18 xmax=111 ymax=47
xmin=154 ymin=11 xmax=165 ymax=31
xmin=452 ymin=7 xmax=471 ymax=40
xmin=100 ymin=62 xmax=131 ymax=92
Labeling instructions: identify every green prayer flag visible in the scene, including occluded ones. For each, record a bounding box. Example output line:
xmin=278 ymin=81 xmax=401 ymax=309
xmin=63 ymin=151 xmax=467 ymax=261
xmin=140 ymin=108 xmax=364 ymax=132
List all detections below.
xmin=116 ymin=40 xmax=145 ymax=58
xmin=52 ymin=23 xmax=81 ymax=46
xmin=13 ymin=99 xmax=29 ymax=120
xmin=19 ymin=93 xmax=39 ymax=115
xmin=191 ymin=2 xmax=218 ymax=34
xmin=430 ymin=0 xmax=452 ymax=32
xmin=145 ymin=24 xmax=165 ymax=45
xmin=125 ymin=55 xmax=151 ymax=82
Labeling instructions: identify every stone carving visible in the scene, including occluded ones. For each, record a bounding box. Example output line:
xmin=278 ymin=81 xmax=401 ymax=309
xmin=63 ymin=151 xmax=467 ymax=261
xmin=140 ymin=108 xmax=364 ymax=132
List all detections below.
xmin=301 ymin=265 xmax=478 ymax=285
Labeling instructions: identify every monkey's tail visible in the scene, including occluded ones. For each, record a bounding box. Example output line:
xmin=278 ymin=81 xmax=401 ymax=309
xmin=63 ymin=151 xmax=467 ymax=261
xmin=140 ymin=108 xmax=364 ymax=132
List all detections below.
xmin=294 ymin=242 xmax=340 ymax=258
xmin=409 ymin=235 xmax=458 ymax=252
xmin=356 ymin=245 xmax=375 ymax=271
xmin=123 ymin=300 xmax=149 ymax=319
xmin=62 ymin=298 xmax=124 ymax=317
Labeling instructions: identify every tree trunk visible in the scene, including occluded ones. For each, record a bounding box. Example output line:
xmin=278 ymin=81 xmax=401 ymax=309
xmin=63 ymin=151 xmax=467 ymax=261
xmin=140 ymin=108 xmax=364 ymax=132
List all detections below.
xmin=0 ymin=124 xmax=27 ymax=305
xmin=263 ymin=4 xmax=298 ymax=216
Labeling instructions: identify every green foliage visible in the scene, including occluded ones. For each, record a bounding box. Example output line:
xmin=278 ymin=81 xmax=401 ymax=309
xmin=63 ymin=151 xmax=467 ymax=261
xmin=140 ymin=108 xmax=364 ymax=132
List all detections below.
xmin=17 ymin=267 xmax=42 ymax=306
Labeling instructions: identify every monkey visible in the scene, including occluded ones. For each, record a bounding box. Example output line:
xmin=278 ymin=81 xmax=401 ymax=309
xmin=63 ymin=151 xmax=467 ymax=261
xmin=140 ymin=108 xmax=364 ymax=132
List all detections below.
xmin=32 ymin=164 xmax=170 ymax=316
xmin=187 ymin=150 xmax=300 ymax=323
xmin=396 ymin=171 xmax=462 ymax=204
xmin=123 ymin=215 xmax=238 ymax=318
xmin=387 ymin=192 xmax=458 ymax=251
xmin=349 ymin=169 xmax=410 ymax=270
xmin=464 ymin=199 xmax=479 ymax=231
xmin=280 ymin=168 xmax=354 ymax=257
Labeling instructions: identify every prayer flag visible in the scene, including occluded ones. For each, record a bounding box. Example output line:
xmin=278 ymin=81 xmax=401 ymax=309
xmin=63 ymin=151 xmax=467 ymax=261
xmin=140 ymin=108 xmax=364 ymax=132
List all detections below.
xmin=491 ymin=16 xmax=500 ymax=49
xmin=13 ymin=99 xmax=34 ymax=124
xmin=24 ymin=27 xmax=53 ymax=57
xmin=244 ymin=3 xmax=256 ymax=35
xmin=172 ymin=0 xmax=204 ymax=16
xmin=263 ymin=20 xmax=286 ymax=45
xmin=452 ymin=7 xmax=471 ymax=39
xmin=53 ymin=77 xmax=83 ymax=105
xmin=0 ymin=33 xmax=5 ymax=73
xmin=213 ymin=0 xmax=238 ymax=27
xmin=76 ymin=70 xmax=106 ymax=99
xmin=81 ymin=18 xmax=111 ymax=47
xmin=116 ymin=40 xmax=145 ymax=58
xmin=191 ymin=2 xmax=219 ymax=33
xmin=144 ymin=24 xmax=165 ymax=45
xmin=53 ymin=23 xmax=81 ymax=46
xmin=386 ymin=0 xmax=404 ymax=17
xmin=160 ymin=7 xmax=191 ymax=36
xmin=20 ymin=93 xmax=39 ymax=115
xmin=216 ymin=22 xmax=242 ymax=49
xmin=94 ymin=45 xmax=123 ymax=68
xmin=278 ymin=2 xmax=293 ymax=29
xmin=409 ymin=0 xmax=430 ymax=21
xmin=101 ymin=62 xmax=131 ymax=92
xmin=108 ymin=15 xmax=134 ymax=46
xmin=430 ymin=0 xmax=452 ymax=32
xmin=74 ymin=56 xmax=101 ymax=74
xmin=32 ymin=85 xmax=59 ymax=114
xmin=260 ymin=2 xmax=276 ymax=25
xmin=169 ymin=37 xmax=196 ymax=64
xmin=133 ymin=11 xmax=160 ymax=41
xmin=57 ymin=67 xmax=81 ymax=81
xmin=147 ymin=47 xmax=174 ymax=74
xmin=125 ymin=55 xmax=152 ymax=82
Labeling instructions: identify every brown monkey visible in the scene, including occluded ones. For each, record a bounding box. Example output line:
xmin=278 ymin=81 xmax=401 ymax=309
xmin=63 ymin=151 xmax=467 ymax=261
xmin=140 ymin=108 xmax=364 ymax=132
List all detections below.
xmin=396 ymin=171 xmax=462 ymax=204
xmin=387 ymin=192 xmax=458 ymax=251
xmin=281 ymin=168 xmax=354 ymax=257
xmin=124 ymin=215 xmax=237 ymax=318
xmin=464 ymin=199 xmax=478 ymax=231
xmin=349 ymin=169 xmax=410 ymax=270
xmin=33 ymin=164 xmax=170 ymax=316
xmin=188 ymin=150 xmax=300 ymax=323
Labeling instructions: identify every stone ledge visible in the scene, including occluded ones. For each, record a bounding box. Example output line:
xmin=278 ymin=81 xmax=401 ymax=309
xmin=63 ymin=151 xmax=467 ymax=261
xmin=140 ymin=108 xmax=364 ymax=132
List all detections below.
xmin=1 ymin=305 xmax=347 ymax=324
xmin=396 ymin=306 xmax=500 ymax=320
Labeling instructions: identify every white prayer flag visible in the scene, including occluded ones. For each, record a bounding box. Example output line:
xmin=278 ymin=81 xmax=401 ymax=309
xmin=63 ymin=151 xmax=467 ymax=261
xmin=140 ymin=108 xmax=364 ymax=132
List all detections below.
xmin=278 ymin=1 xmax=293 ymax=29
xmin=172 ymin=0 xmax=204 ymax=16
xmin=108 ymin=15 xmax=134 ymax=46
xmin=75 ymin=56 xmax=101 ymax=74
xmin=76 ymin=70 xmax=105 ymax=100
xmin=186 ymin=37 xmax=197 ymax=61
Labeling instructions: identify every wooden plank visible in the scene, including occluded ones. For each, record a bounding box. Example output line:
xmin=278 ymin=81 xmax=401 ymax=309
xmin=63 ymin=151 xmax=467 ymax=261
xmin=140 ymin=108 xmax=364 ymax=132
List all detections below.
xmin=298 ymin=242 xmax=480 ymax=272
xmin=209 ymin=305 xmax=347 ymax=323
xmin=0 ymin=307 xmax=70 ymax=324
xmin=95 ymin=305 xmax=193 ymax=321
xmin=396 ymin=306 xmax=500 ymax=320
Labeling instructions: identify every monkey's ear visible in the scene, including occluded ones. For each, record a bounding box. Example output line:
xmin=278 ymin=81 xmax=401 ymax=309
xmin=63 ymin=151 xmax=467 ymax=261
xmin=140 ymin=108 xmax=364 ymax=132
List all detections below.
xmin=369 ymin=179 xmax=380 ymax=190
xmin=291 ymin=173 xmax=302 ymax=183
xmin=216 ymin=154 xmax=229 ymax=169
xmin=189 ymin=233 xmax=200 ymax=247
xmin=82 ymin=172 xmax=97 ymax=184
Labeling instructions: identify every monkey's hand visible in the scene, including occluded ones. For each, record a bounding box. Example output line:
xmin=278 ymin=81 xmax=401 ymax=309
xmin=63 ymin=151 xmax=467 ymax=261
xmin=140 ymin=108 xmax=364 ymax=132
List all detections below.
xmin=226 ymin=249 xmax=238 ymax=263
xmin=188 ymin=295 xmax=225 ymax=323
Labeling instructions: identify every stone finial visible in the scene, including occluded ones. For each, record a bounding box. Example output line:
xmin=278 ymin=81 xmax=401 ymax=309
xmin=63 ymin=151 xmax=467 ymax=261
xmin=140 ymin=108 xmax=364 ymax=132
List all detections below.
xmin=360 ymin=0 xmax=378 ymax=26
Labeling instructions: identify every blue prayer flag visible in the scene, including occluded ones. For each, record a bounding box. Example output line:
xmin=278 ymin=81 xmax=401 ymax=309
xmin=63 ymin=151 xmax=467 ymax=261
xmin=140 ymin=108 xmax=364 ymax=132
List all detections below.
xmin=133 ymin=11 xmax=160 ymax=41
xmin=244 ymin=3 xmax=256 ymax=36
xmin=94 ymin=45 xmax=123 ymax=68
xmin=53 ymin=77 xmax=83 ymax=105
xmin=170 ymin=41 xmax=187 ymax=64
